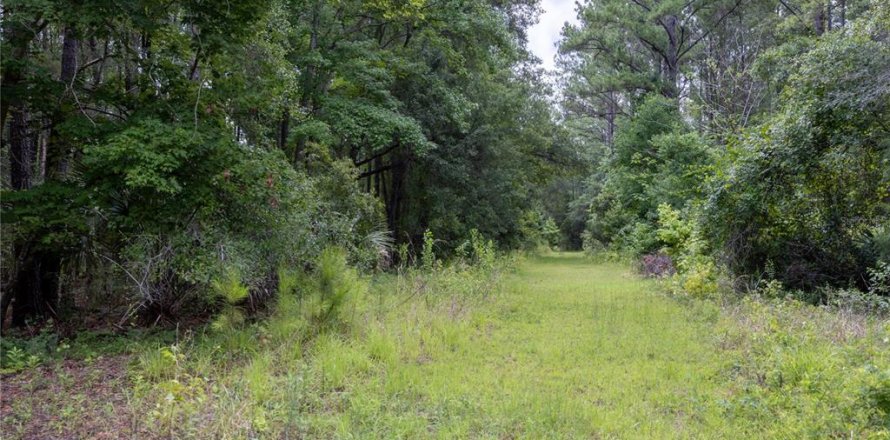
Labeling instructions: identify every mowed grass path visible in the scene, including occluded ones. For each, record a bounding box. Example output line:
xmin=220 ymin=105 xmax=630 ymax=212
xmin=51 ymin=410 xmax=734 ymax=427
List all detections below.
xmin=317 ymin=253 xmax=731 ymax=438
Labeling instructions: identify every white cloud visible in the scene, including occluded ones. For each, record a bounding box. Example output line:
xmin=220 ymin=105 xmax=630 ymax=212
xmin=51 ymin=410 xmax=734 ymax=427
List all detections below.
xmin=527 ymin=0 xmax=580 ymax=71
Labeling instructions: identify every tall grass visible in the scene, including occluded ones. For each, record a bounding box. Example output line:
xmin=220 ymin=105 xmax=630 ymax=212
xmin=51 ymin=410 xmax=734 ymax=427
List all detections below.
xmin=122 ymin=242 xmax=506 ymax=438
xmin=96 ymin=253 xmax=890 ymax=437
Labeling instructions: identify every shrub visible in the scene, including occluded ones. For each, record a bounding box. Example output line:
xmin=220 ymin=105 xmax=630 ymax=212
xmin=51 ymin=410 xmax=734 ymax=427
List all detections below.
xmin=580 ymin=231 xmax=605 ymax=256
xmin=867 ymin=261 xmax=890 ymax=296
xmin=823 ymin=287 xmax=890 ymax=315
xmin=210 ymin=268 xmax=250 ymax=332
xmin=639 ymin=253 xmax=675 ymax=277
xmin=617 ymin=221 xmax=659 ymax=256
xmin=677 ymin=259 xmax=720 ymax=297
xmin=655 ymin=203 xmax=692 ymax=257
xmin=0 ymin=324 xmax=60 ymax=373
xmin=655 ymin=204 xmax=721 ymax=297
xmin=468 ymin=229 xmax=497 ymax=270
xmin=301 ymin=247 xmax=367 ymax=334
xmin=421 ymin=230 xmax=437 ymax=271
xmin=703 ymin=24 xmax=890 ymax=291
xmin=518 ymin=209 xmax=561 ymax=251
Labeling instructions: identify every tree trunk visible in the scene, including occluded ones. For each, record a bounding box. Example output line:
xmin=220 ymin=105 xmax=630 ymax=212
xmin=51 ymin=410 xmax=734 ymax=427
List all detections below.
xmin=6 ymin=110 xmax=64 ymax=327
xmin=11 ymin=252 xmax=62 ymax=327
xmin=9 ymin=110 xmax=34 ymax=191
xmin=839 ymin=0 xmax=846 ymax=27
xmin=387 ymin=148 xmax=407 ymax=241
xmin=38 ymin=125 xmax=48 ymax=182
xmin=813 ymin=7 xmax=826 ymax=35
xmin=278 ymin=108 xmax=290 ymax=151
xmin=662 ymin=15 xmax=681 ymax=98
xmin=60 ymin=27 xmax=78 ymax=85
xmin=5 ymin=26 xmax=80 ymax=328
xmin=0 ymin=16 xmax=40 ymax=133
xmin=0 ymin=289 xmax=13 ymax=331
xmin=604 ymin=92 xmax=617 ymax=153
xmin=47 ymin=25 xmax=78 ymax=179
xmin=374 ymin=156 xmax=382 ymax=196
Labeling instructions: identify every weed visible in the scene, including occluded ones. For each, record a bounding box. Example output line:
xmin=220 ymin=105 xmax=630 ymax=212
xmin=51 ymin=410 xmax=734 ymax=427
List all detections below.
xmin=0 ymin=346 xmax=41 ymax=374
xmin=135 ymin=345 xmax=181 ymax=381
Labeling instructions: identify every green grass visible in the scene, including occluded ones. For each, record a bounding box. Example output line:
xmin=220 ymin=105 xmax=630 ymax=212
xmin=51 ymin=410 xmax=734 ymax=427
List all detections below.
xmin=313 ymin=253 xmax=732 ymax=438
xmin=3 ymin=252 xmax=888 ymax=438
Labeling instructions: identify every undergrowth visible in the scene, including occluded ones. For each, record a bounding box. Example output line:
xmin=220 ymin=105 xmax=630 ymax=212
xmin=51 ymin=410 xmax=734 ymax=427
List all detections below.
xmin=120 ymin=239 xmax=509 ymax=437
xmin=3 ymin=252 xmax=887 ymax=438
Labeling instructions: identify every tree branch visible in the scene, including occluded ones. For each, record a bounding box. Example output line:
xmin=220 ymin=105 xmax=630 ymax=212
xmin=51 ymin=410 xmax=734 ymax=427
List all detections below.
xmin=358 ymin=164 xmax=393 ymax=179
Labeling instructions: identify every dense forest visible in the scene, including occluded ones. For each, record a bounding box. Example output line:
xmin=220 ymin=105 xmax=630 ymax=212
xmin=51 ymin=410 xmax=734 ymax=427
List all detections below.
xmin=1 ymin=0 xmax=889 ymax=437
xmin=1 ymin=0 xmax=574 ymax=327
xmin=557 ymin=0 xmax=890 ymax=299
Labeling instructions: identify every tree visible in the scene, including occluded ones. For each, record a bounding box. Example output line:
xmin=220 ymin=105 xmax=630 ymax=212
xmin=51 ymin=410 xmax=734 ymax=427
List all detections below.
xmin=705 ymin=8 xmax=890 ymax=290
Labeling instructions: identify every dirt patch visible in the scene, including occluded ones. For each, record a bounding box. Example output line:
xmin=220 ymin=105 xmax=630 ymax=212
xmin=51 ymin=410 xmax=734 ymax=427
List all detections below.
xmin=1 ymin=356 xmax=149 ymax=440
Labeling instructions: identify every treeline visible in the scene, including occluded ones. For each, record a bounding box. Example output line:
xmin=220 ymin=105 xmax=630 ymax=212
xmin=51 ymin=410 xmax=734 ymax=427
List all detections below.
xmin=557 ymin=0 xmax=889 ymax=299
xmin=0 ymin=0 xmax=572 ymax=328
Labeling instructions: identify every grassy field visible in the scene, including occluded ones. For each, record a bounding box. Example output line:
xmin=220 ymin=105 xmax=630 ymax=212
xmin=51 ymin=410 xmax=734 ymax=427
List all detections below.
xmin=2 ymin=253 xmax=888 ymax=438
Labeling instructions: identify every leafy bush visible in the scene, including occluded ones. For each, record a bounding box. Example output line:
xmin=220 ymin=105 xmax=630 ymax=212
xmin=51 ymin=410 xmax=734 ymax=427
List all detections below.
xmin=616 ymin=221 xmax=660 ymax=256
xmin=210 ymin=268 xmax=250 ymax=332
xmin=455 ymin=229 xmax=497 ymax=270
xmin=676 ymin=259 xmax=720 ymax=298
xmin=518 ymin=209 xmax=561 ymax=251
xmin=421 ymin=229 xmax=437 ymax=271
xmin=823 ymin=287 xmax=890 ymax=315
xmin=867 ymin=224 xmax=890 ymax=265
xmin=655 ymin=204 xmax=721 ymax=297
xmin=704 ymin=22 xmax=890 ymax=291
xmin=868 ymin=261 xmax=890 ymax=296
xmin=0 ymin=345 xmax=42 ymax=374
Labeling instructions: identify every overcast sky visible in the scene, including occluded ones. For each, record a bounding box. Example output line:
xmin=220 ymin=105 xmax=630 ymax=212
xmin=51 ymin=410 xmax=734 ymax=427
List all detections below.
xmin=527 ymin=0 xmax=580 ymax=71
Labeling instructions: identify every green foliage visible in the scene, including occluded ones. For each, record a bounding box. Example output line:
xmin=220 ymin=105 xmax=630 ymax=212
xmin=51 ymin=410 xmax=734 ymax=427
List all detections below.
xmin=212 ymin=268 xmax=250 ymax=305
xmin=468 ymin=229 xmax=497 ymax=270
xmin=869 ymin=224 xmax=890 ymax=265
xmin=421 ymin=230 xmax=437 ymax=271
xmin=323 ymin=99 xmax=432 ymax=157
xmin=2 ymin=0 xmax=557 ymax=330
xmin=518 ymin=209 xmax=561 ymax=251
xmin=0 ymin=323 xmax=67 ymax=373
xmin=85 ymin=119 xmax=220 ymax=198
xmin=704 ymin=14 xmax=890 ymax=291
xmin=656 ymin=204 xmax=719 ymax=297
xmin=867 ymin=261 xmax=890 ymax=297
xmin=582 ymin=95 xmax=713 ymax=257
xmin=209 ymin=268 xmax=250 ymax=333
xmin=1 ymin=182 xmax=89 ymax=252
xmin=135 ymin=346 xmax=182 ymax=382
xmin=655 ymin=203 xmax=693 ymax=257
xmin=564 ymin=2 xmax=889 ymax=301
xmin=0 ymin=346 xmax=41 ymax=374
xmin=302 ymin=247 xmax=367 ymax=334
xmin=717 ymin=296 xmax=890 ymax=437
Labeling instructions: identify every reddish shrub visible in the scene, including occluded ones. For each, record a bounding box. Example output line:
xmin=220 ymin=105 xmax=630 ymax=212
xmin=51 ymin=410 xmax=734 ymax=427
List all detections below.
xmin=640 ymin=253 xmax=675 ymax=277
